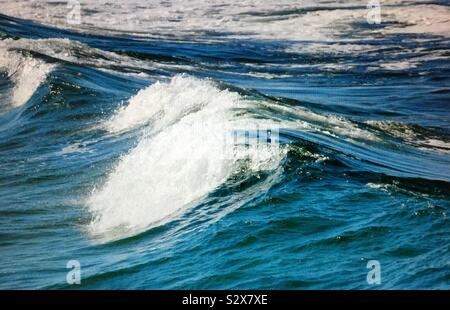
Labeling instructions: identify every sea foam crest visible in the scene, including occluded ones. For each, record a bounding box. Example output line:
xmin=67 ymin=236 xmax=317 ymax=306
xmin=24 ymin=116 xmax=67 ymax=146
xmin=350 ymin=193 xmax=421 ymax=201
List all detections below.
xmin=88 ymin=75 xmax=284 ymax=239
xmin=0 ymin=48 xmax=54 ymax=107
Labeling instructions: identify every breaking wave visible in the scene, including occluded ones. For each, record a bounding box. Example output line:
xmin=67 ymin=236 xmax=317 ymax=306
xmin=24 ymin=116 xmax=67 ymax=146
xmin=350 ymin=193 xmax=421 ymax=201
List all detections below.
xmin=0 ymin=42 xmax=54 ymax=107
xmin=1 ymin=4 xmax=449 ymax=289
xmin=88 ymin=76 xmax=285 ymax=239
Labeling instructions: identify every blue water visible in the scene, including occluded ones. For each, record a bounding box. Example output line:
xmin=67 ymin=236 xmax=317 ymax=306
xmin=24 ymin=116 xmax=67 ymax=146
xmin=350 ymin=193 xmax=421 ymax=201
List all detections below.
xmin=0 ymin=9 xmax=449 ymax=290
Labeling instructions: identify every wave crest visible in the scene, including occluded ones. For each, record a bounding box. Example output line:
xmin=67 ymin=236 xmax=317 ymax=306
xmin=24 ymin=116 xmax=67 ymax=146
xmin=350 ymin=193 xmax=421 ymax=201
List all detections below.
xmin=0 ymin=46 xmax=54 ymax=107
xmin=88 ymin=75 xmax=284 ymax=240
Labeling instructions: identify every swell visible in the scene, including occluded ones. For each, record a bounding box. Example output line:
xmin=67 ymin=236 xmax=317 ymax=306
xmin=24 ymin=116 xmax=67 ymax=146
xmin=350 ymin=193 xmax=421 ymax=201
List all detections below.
xmin=1 ymin=49 xmax=447 ymax=242
xmin=0 ymin=19 xmax=448 ymax=244
xmin=85 ymin=74 xmax=449 ymax=242
xmin=0 ymin=46 xmax=54 ymax=107
xmin=87 ymin=75 xmax=286 ymax=241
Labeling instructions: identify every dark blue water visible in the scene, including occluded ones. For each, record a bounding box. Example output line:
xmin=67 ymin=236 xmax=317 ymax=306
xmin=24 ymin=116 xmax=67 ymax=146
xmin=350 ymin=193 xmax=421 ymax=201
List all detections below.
xmin=0 ymin=10 xmax=449 ymax=290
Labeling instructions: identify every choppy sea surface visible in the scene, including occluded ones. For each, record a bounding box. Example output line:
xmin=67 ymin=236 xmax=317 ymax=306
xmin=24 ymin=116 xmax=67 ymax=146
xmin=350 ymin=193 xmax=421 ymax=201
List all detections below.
xmin=0 ymin=0 xmax=449 ymax=289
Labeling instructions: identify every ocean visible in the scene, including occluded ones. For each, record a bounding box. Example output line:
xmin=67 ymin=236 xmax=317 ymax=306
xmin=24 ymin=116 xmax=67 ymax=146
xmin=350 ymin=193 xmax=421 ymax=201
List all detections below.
xmin=0 ymin=0 xmax=449 ymax=289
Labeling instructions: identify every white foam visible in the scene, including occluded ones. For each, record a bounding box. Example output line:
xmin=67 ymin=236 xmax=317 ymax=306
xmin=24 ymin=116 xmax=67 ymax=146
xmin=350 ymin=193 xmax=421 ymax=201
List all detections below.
xmin=382 ymin=4 xmax=450 ymax=37
xmin=107 ymin=75 xmax=241 ymax=133
xmin=61 ymin=142 xmax=91 ymax=155
xmin=0 ymin=47 xmax=54 ymax=107
xmin=366 ymin=120 xmax=450 ymax=153
xmin=267 ymin=102 xmax=379 ymax=142
xmin=0 ymin=38 xmax=194 ymax=82
xmin=88 ymin=75 xmax=284 ymax=239
xmin=2 ymin=1 xmax=449 ymax=41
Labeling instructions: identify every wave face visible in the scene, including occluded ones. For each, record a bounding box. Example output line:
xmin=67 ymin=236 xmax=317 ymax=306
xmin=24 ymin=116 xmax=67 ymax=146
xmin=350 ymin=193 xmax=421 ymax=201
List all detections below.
xmin=0 ymin=1 xmax=449 ymax=290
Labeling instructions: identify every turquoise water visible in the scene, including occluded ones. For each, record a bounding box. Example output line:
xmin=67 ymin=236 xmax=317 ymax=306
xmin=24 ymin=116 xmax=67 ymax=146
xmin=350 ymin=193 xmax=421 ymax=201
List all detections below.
xmin=0 ymin=5 xmax=449 ymax=290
